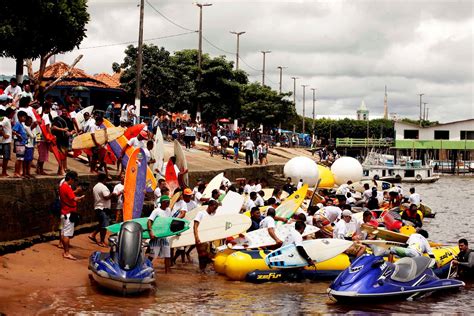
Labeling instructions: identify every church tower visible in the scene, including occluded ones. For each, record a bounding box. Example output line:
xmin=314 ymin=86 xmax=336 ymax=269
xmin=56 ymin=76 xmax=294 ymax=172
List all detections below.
xmin=383 ymin=85 xmax=388 ymax=119
xmin=357 ymin=100 xmax=369 ymax=121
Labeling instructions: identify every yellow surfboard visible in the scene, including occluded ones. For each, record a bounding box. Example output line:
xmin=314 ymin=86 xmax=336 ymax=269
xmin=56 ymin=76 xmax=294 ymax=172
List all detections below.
xmin=72 ymin=126 xmax=124 ymax=149
xmin=275 ymin=184 xmax=308 ymax=224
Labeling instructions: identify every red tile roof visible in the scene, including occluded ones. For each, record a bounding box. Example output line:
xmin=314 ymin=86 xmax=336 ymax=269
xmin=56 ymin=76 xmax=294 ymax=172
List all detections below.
xmin=93 ymin=72 xmax=121 ymax=89
xmin=35 ymin=62 xmax=122 ymax=90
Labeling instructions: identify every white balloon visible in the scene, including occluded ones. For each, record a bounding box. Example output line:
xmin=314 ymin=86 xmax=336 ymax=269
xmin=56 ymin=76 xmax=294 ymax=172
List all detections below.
xmin=284 ymin=156 xmax=320 ymax=186
xmin=331 ymin=156 xmax=363 ymax=185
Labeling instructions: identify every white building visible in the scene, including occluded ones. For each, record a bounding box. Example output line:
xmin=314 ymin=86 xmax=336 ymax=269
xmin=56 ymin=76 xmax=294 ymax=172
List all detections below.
xmin=395 ymin=119 xmax=474 ymax=140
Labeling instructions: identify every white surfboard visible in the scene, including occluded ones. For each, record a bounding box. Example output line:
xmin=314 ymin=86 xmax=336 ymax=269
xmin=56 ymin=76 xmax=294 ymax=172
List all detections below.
xmin=361 ymin=239 xmax=406 ymax=250
xmin=184 ymin=205 xmax=207 ymax=221
xmin=265 ymin=239 xmax=353 ymax=268
xmin=152 ymin=127 xmax=165 ymax=178
xmin=231 ymin=223 xmax=320 ymax=249
xmin=75 ymin=106 xmax=94 ymax=130
xmin=169 ymin=214 xmax=251 ymax=248
xmin=202 ymin=173 xmax=224 ymax=199
xmin=218 ymin=191 xmax=244 ymax=215
xmin=174 ymin=140 xmax=188 ymax=185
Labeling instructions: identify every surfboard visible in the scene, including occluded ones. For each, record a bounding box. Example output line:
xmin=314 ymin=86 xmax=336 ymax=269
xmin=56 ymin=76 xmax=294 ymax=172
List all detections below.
xmin=361 ymin=240 xmax=406 ymax=250
xmin=169 ymin=191 xmax=182 ymax=210
xmin=123 ymin=148 xmax=147 ymax=221
xmin=31 ymin=108 xmax=61 ymax=164
xmin=195 ymin=140 xmax=245 ymax=158
xmin=174 ymin=140 xmax=188 ymax=186
xmin=265 ymin=239 xmax=353 ymax=268
xmin=202 ymin=173 xmax=224 ymax=199
xmin=124 ymin=123 xmax=146 ymax=139
xmin=72 ymin=126 xmax=124 ymax=149
xmin=361 ymin=224 xmax=442 ymax=247
xmin=74 ymin=106 xmax=94 ymax=130
xmin=218 ymin=191 xmax=245 ymax=215
xmin=152 ymin=126 xmax=165 ymax=177
xmin=169 ymin=214 xmax=251 ymax=248
xmin=275 ymin=184 xmax=308 ymax=225
xmin=106 ymin=217 xmax=190 ymax=239
xmin=165 ymin=159 xmax=179 ymax=194
xmin=350 ymin=180 xmax=393 ymax=193
xmin=103 ymin=119 xmax=156 ymax=192
xmin=231 ymin=223 xmax=319 ymax=249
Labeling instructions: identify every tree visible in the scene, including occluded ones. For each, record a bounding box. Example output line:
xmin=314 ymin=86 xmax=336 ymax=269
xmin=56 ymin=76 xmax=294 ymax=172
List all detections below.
xmin=240 ymin=83 xmax=296 ymax=128
xmin=0 ymin=0 xmax=89 ymax=83
xmin=115 ymin=46 xmax=247 ymax=122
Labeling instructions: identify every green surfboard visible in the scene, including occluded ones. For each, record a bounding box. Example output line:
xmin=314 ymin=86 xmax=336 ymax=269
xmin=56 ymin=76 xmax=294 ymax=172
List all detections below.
xmin=106 ymin=217 xmax=190 ymax=239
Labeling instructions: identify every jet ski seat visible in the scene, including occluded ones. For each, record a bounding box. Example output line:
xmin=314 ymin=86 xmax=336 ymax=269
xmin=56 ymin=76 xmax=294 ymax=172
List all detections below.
xmin=391 ymin=256 xmax=432 ymax=282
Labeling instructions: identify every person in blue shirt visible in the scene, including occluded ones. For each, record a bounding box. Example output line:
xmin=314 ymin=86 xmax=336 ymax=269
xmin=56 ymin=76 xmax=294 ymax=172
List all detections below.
xmin=12 ymin=110 xmax=28 ymax=178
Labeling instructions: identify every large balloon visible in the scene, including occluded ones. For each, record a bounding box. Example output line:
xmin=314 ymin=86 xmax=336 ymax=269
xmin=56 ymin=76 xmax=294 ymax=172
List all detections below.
xmin=284 ymin=156 xmax=319 ymax=186
xmin=317 ymin=164 xmax=335 ymax=188
xmin=331 ymin=156 xmax=363 ymax=185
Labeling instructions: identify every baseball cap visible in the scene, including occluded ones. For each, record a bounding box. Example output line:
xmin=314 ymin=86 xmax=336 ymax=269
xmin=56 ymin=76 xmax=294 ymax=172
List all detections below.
xmin=183 ymin=188 xmax=193 ymax=196
xmin=160 ymin=195 xmax=170 ymax=202
xmin=342 ymin=210 xmax=352 ymax=217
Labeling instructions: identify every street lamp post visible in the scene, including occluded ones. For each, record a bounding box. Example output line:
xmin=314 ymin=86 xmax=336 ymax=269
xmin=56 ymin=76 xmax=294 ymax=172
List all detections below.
xmin=291 ymin=77 xmax=298 ymax=107
xmin=261 ymin=50 xmax=271 ymax=86
xmin=230 ymin=31 xmax=245 ymax=70
xmin=301 ymin=84 xmax=308 ymax=134
xmin=311 ymin=88 xmax=316 ymax=132
xmin=135 ymin=0 xmax=145 ymax=119
xmin=419 ymin=93 xmax=424 ymax=126
xmin=195 ymin=2 xmax=212 ymax=121
xmin=277 ymin=66 xmax=286 ymax=94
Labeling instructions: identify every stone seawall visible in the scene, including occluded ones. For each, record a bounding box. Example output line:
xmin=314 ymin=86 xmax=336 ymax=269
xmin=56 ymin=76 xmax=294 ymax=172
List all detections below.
xmin=0 ymin=164 xmax=283 ymax=252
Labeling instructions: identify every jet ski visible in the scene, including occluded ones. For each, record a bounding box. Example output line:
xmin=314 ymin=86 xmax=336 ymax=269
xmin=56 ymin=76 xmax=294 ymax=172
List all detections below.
xmin=89 ymin=221 xmax=155 ymax=294
xmin=328 ymin=254 xmax=464 ymax=303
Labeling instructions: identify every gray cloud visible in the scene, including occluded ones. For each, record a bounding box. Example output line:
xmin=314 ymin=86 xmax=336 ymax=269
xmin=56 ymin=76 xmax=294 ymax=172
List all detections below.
xmin=1 ymin=0 xmax=472 ymax=122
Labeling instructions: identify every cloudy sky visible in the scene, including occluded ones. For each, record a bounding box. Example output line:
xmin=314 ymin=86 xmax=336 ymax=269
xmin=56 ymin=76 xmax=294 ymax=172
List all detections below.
xmin=1 ymin=0 xmax=473 ymax=122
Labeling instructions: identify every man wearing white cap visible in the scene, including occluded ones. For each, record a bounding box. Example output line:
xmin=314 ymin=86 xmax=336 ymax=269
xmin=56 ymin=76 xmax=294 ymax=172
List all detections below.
xmin=333 ymin=209 xmax=366 ymax=257
xmin=243 ymin=136 xmax=255 ymax=166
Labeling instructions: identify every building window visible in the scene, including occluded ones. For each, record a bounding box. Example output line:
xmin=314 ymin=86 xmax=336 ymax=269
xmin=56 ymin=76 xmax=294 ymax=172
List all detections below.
xmin=404 ymin=130 xmax=419 ymax=139
xmin=460 ymin=131 xmax=474 ymax=140
xmin=434 ymin=130 xmax=450 ymax=140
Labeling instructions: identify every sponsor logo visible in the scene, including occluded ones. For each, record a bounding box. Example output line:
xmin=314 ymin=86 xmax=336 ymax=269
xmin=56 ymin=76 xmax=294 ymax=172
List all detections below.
xmin=439 ymin=252 xmax=449 ymax=261
xmin=349 ymin=265 xmax=363 ymax=273
xmin=257 ymin=273 xmax=282 ymax=280
xmin=225 ymin=222 xmax=232 ymax=230
xmin=288 ymin=254 xmax=294 ymax=258
xmin=131 ymin=167 xmax=136 ymax=172
xmin=321 ymin=239 xmax=329 ymax=245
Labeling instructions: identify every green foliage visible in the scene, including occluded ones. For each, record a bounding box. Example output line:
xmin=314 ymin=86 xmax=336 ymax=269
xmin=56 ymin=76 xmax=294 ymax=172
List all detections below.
xmin=0 ymin=0 xmax=89 ymax=60
xmin=116 ymin=45 xmax=250 ymax=123
xmin=240 ymin=83 xmax=296 ymax=128
xmin=401 ymin=117 xmax=439 ymax=127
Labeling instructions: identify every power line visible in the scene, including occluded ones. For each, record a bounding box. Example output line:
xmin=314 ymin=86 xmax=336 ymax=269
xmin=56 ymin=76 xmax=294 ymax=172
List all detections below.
xmin=238 ymin=56 xmax=260 ymax=72
xmin=145 ymin=0 xmax=197 ymax=32
xmin=76 ymin=31 xmax=197 ymax=50
xmin=202 ymin=36 xmax=234 ymax=55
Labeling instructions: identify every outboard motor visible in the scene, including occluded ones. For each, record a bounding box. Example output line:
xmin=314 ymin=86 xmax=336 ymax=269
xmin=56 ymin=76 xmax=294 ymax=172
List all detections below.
xmin=117 ymin=221 xmax=143 ymax=271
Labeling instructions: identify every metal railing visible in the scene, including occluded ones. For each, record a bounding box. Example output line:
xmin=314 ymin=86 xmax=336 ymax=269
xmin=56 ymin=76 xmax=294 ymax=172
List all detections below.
xmin=336 ymin=138 xmax=394 ymax=148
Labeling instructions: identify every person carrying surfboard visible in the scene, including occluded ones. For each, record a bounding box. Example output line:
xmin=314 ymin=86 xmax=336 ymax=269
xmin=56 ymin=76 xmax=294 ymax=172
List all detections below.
xmin=282 ymin=221 xmax=315 ymax=267
xmin=148 ymin=195 xmax=173 ymax=273
xmin=193 ymin=200 xmax=219 ymax=272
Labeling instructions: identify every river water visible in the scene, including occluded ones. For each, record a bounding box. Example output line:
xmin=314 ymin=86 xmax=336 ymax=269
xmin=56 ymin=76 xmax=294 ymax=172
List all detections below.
xmin=14 ymin=177 xmax=474 ymax=314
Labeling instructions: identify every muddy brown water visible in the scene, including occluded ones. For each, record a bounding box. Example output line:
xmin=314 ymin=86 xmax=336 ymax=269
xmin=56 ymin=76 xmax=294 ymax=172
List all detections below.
xmin=5 ymin=177 xmax=474 ymax=314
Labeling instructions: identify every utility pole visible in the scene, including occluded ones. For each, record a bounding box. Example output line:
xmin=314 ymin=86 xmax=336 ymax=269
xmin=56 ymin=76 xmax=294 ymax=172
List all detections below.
xmin=230 ymin=31 xmax=245 ymax=70
xmin=301 ymin=84 xmax=308 ymax=134
xmin=277 ymin=66 xmax=286 ymax=94
xmin=291 ymin=77 xmax=298 ymax=107
xmin=426 ymin=107 xmax=429 ymax=121
xmin=261 ymin=50 xmax=271 ymax=86
xmin=419 ymin=93 xmax=424 ymax=126
xmin=311 ymin=88 xmax=316 ymax=132
xmin=135 ymin=0 xmax=145 ymax=120
xmin=423 ymin=102 xmax=428 ymax=121
xmin=196 ymin=2 xmax=212 ymax=121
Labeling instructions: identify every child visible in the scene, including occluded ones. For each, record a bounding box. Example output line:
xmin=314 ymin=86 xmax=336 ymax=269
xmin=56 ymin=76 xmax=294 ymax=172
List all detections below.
xmin=1 ymin=108 xmax=15 ymax=177
xmin=23 ymin=116 xmax=36 ymax=178
xmin=12 ymin=110 xmax=28 ymax=177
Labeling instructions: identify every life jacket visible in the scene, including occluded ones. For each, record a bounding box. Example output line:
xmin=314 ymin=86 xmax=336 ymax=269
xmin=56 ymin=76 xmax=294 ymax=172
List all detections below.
xmin=457 ymin=249 xmax=473 ymax=276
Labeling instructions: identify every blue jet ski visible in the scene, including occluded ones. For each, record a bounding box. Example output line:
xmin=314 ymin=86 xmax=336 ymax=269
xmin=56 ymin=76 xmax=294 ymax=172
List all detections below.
xmin=328 ymin=254 xmax=464 ymax=303
xmin=88 ymin=221 xmax=155 ymax=294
